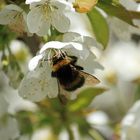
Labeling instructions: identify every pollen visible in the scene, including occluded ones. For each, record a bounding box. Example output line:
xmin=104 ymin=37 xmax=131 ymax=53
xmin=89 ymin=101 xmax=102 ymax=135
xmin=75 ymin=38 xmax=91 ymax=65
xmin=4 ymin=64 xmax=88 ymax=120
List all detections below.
xmin=105 ymin=71 xmax=118 ymax=85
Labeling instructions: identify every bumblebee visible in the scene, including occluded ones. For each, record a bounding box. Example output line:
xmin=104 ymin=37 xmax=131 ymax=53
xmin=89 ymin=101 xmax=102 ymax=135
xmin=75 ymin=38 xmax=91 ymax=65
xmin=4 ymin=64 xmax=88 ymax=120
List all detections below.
xmin=50 ymin=51 xmax=100 ymax=104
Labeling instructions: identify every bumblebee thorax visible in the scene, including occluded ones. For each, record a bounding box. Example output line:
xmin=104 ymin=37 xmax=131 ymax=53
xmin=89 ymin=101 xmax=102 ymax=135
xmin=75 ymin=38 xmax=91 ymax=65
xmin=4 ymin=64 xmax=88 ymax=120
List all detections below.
xmin=52 ymin=57 xmax=72 ymax=72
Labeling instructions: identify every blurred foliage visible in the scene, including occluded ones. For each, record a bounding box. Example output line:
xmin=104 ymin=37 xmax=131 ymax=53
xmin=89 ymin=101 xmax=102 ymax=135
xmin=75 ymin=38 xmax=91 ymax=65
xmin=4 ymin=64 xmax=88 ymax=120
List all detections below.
xmin=0 ymin=25 xmax=16 ymax=50
xmin=14 ymin=87 xmax=106 ymax=140
xmin=86 ymin=0 xmax=140 ymax=47
xmin=68 ymin=87 xmax=106 ymax=112
xmin=1 ymin=52 xmax=24 ymax=88
xmin=97 ymin=0 xmax=140 ymax=26
xmin=4 ymin=0 xmax=26 ymax=5
xmin=87 ymin=8 xmax=109 ymax=48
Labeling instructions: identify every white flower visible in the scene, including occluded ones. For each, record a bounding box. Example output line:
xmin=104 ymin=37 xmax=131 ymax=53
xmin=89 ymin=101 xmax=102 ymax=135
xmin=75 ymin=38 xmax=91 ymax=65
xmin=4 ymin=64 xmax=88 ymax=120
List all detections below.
xmin=19 ymin=63 xmax=58 ymax=102
xmin=26 ymin=0 xmax=42 ymax=4
xmin=65 ymin=12 xmax=94 ymax=36
xmin=26 ymin=0 xmax=71 ymax=36
xmin=104 ymin=42 xmax=140 ymax=82
xmin=0 ymin=94 xmax=9 ymax=118
xmin=121 ymin=100 xmax=140 ymax=140
xmin=108 ymin=17 xmax=140 ymax=41
xmin=0 ymin=117 xmax=19 ymax=140
xmin=31 ymin=128 xmax=54 ymax=140
xmin=94 ymin=41 xmax=140 ymax=85
xmin=19 ymin=135 xmax=30 ymax=140
xmin=92 ymin=80 xmax=135 ymax=121
xmin=86 ymin=111 xmax=113 ymax=139
xmin=86 ymin=111 xmax=109 ymax=126
xmin=62 ymin=32 xmax=103 ymax=73
xmin=18 ymin=39 xmax=101 ymax=102
xmin=92 ymin=41 xmax=140 ymax=120
xmin=4 ymin=88 xmax=38 ymax=114
xmin=0 ymin=4 xmax=28 ymax=34
xmin=6 ymin=66 xmax=23 ymax=89
xmin=119 ymin=0 xmax=140 ymax=27
xmin=1 ymin=40 xmax=31 ymax=89
xmin=10 ymin=40 xmax=30 ymax=62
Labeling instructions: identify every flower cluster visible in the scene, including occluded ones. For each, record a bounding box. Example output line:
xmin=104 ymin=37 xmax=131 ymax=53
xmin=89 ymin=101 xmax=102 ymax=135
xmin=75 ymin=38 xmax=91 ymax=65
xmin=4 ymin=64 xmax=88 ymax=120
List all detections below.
xmin=0 ymin=0 xmax=102 ymax=102
xmin=26 ymin=0 xmax=71 ymax=36
xmin=0 ymin=0 xmax=73 ymax=35
xmin=0 ymin=4 xmax=28 ymax=34
xmin=19 ymin=32 xmax=102 ymax=102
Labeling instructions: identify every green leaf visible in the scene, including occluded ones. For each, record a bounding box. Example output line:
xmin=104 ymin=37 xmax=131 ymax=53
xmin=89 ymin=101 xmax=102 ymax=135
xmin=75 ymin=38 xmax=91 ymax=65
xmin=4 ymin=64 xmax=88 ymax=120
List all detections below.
xmin=0 ymin=25 xmax=16 ymax=50
xmin=16 ymin=111 xmax=34 ymax=134
xmin=77 ymin=118 xmax=91 ymax=135
xmin=87 ymin=8 xmax=109 ymax=48
xmin=97 ymin=0 xmax=140 ymax=26
xmin=134 ymin=84 xmax=140 ymax=101
xmin=68 ymin=87 xmax=106 ymax=112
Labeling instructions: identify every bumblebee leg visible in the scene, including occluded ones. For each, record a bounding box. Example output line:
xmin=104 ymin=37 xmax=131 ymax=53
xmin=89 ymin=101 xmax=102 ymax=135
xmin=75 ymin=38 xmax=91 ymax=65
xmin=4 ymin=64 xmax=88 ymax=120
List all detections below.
xmin=69 ymin=56 xmax=78 ymax=64
xmin=51 ymin=71 xmax=57 ymax=77
xmin=75 ymin=65 xmax=84 ymax=70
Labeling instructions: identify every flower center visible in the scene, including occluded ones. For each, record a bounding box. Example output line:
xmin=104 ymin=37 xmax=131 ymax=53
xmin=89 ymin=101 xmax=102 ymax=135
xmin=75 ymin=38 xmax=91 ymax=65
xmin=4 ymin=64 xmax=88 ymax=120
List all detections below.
xmin=8 ymin=11 xmax=26 ymax=34
xmin=42 ymin=2 xmax=54 ymax=19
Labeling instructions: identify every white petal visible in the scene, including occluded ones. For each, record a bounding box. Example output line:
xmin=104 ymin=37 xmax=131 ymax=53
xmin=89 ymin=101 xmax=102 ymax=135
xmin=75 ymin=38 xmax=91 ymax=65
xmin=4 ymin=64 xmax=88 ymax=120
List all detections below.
xmin=28 ymin=54 xmax=43 ymax=71
xmin=18 ymin=68 xmax=47 ymax=102
xmin=18 ymin=64 xmax=58 ymax=102
xmin=120 ymin=0 xmax=138 ymax=10
xmin=0 ymin=9 xmax=17 ymax=25
xmin=63 ymin=32 xmax=83 ymax=42
xmin=121 ymin=100 xmax=140 ymax=140
xmin=27 ymin=7 xmax=44 ymax=33
xmin=61 ymin=39 xmax=103 ymax=73
xmin=67 ymin=42 xmax=83 ymax=50
xmin=83 ymin=36 xmax=102 ymax=49
xmin=61 ymin=44 xmax=88 ymax=61
xmin=22 ymin=12 xmax=30 ymax=34
xmin=77 ymin=51 xmax=103 ymax=74
xmin=19 ymin=135 xmax=30 ymax=140
xmin=51 ymin=11 xmax=70 ymax=33
xmin=39 ymin=41 xmax=83 ymax=54
xmin=26 ymin=0 xmax=42 ymax=4
xmin=58 ymin=0 xmax=74 ymax=11
xmin=51 ymin=0 xmax=68 ymax=11
xmin=63 ymin=32 xmax=100 ymax=50
xmin=0 ymin=94 xmax=9 ymax=118
xmin=63 ymin=42 xmax=94 ymax=61
xmin=0 ymin=117 xmax=19 ymax=140
xmin=61 ymin=44 xmax=102 ymax=73
xmin=6 ymin=4 xmax=23 ymax=12
xmin=36 ymin=18 xmax=51 ymax=36
xmin=66 ymin=12 xmax=94 ymax=36
xmin=29 ymin=0 xmax=46 ymax=8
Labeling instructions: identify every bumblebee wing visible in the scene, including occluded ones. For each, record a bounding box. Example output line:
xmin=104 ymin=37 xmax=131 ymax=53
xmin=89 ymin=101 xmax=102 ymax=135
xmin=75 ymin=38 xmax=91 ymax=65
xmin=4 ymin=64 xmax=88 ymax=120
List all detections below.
xmin=57 ymin=71 xmax=100 ymax=104
xmin=80 ymin=71 xmax=100 ymax=86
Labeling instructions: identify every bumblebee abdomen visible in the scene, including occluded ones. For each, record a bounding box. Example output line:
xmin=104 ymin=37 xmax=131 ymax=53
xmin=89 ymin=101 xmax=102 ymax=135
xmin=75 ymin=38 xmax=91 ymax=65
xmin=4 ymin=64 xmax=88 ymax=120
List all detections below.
xmin=63 ymin=74 xmax=85 ymax=91
xmin=52 ymin=64 xmax=85 ymax=91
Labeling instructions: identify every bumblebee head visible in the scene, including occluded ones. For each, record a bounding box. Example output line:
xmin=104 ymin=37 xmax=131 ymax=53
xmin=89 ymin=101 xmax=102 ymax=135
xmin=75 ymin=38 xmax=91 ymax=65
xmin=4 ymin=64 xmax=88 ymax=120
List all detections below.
xmin=52 ymin=55 xmax=64 ymax=65
xmin=50 ymin=50 xmax=78 ymax=72
xmin=51 ymin=50 xmax=67 ymax=65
